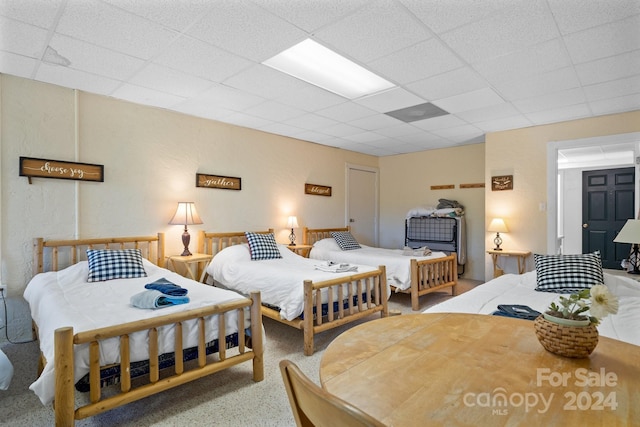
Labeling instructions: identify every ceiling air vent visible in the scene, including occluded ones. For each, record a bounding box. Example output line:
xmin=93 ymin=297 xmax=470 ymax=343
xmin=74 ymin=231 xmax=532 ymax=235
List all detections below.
xmin=385 ymin=102 xmax=448 ymax=123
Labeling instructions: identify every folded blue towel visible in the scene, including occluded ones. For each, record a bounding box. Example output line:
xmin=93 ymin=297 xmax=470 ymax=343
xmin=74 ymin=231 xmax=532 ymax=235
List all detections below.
xmin=131 ymin=290 xmax=190 ymax=309
xmin=144 ymin=277 xmax=188 ymax=296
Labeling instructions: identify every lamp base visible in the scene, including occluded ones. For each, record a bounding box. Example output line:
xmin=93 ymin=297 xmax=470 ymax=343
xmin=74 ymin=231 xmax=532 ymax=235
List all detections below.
xmin=289 ymin=228 xmax=296 ymax=246
xmin=181 ymin=228 xmax=192 ymax=256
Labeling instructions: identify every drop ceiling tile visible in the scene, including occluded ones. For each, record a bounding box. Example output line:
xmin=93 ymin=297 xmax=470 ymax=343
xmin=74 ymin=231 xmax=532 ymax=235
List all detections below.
xmin=399 ymin=0 xmax=508 ymax=34
xmin=0 ymin=50 xmax=38 ymax=76
xmin=244 ymin=100 xmax=306 ymax=122
xmin=406 ymin=66 xmax=487 ymax=101
xmin=368 ymin=38 xmax=462 ymax=85
xmin=275 ymin=84 xmax=345 ymax=112
xmin=172 ymin=103 xmax=237 ymax=122
xmin=589 ymin=93 xmax=640 ymax=116
xmin=111 ymin=83 xmax=187 ymax=109
xmin=101 ymin=0 xmax=216 ymax=31
xmin=315 ymin=102 xmax=377 ymax=121
xmin=36 ymin=63 xmax=122 ymax=95
xmin=493 ymin=66 xmax=581 ymax=100
xmin=411 ymin=114 xmax=468 ymax=131
xmin=439 ymin=0 xmax=559 ymax=64
xmin=455 ymin=103 xmax=521 ymax=123
xmin=575 ymin=49 xmax=640 ymax=86
xmin=433 ymin=87 xmax=504 ymax=114
xmin=223 ymin=111 xmax=272 ymax=129
xmin=375 ymin=123 xmax=423 ymax=138
xmin=0 ymin=0 xmax=64 ymax=28
xmin=546 ymin=0 xmax=640 ymax=35
xmin=473 ymin=115 xmax=532 ymax=132
xmin=349 ymin=113 xmax=402 ymax=130
xmin=177 ymin=83 xmax=265 ymax=112
xmin=56 ymin=0 xmax=178 ymax=60
xmin=258 ymin=122 xmax=305 ymax=137
xmin=294 ymin=130 xmax=336 ymax=143
xmin=129 ymin=63 xmax=213 ymax=98
xmin=250 ymin=0 xmax=370 ymax=33
xmin=583 ymin=75 xmax=640 ymax=102
xmin=0 ymin=16 xmax=49 ymax=58
xmin=223 ymin=64 xmax=308 ymax=99
xmin=283 ymin=113 xmax=338 ymax=131
xmin=430 ymin=124 xmax=484 ymax=142
xmin=49 ymin=33 xmax=145 ymax=81
xmin=322 ymin=122 xmax=365 ymax=137
xmin=343 ymin=131 xmax=387 ymax=143
xmin=186 ymin=0 xmax=306 ymax=62
xmin=512 ymin=88 xmax=586 ymax=114
xmin=154 ymin=36 xmax=253 ymax=82
xmin=525 ymin=103 xmax=592 ymax=126
xmin=564 ymin=15 xmax=640 ymax=64
xmin=472 ymin=38 xmax=571 ymax=86
xmin=315 ymin=0 xmax=430 ymax=63
xmin=354 ymin=87 xmax=425 ymax=113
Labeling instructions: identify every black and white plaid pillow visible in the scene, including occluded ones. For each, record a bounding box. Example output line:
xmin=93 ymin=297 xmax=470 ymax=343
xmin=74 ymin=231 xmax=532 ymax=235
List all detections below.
xmin=245 ymin=232 xmax=282 ymax=260
xmin=534 ymin=252 xmax=603 ymax=293
xmin=86 ymin=249 xmax=147 ymax=282
xmin=331 ymin=231 xmax=361 ymax=251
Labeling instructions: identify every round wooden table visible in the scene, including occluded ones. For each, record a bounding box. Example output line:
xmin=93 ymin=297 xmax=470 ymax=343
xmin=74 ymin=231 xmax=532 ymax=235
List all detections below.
xmin=319 ymin=313 xmax=639 ymax=426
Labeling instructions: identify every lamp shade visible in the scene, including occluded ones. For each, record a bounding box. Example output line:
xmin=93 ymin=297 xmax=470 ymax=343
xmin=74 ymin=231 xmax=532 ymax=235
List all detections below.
xmin=169 ymin=202 xmax=203 ymax=226
xmin=614 ymin=219 xmax=640 ymax=243
xmin=488 ymin=218 xmax=508 ymax=233
xmin=287 ymin=216 xmax=299 ymax=228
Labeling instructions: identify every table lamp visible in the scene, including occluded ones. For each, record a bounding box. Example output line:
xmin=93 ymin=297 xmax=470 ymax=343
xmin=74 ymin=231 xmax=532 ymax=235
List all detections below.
xmin=287 ymin=216 xmax=299 ymax=246
xmin=169 ymin=202 xmax=203 ymax=256
xmin=488 ymin=218 xmax=508 ymax=251
xmin=614 ymin=219 xmax=640 ymax=274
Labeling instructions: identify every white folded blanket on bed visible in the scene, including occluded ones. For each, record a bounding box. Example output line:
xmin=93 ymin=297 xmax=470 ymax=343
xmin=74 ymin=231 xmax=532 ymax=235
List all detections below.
xmin=314 ymin=262 xmax=358 ymax=273
xmin=402 ymin=246 xmax=432 ymax=256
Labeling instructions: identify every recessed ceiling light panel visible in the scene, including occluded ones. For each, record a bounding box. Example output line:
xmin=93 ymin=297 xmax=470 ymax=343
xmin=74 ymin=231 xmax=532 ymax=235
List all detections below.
xmin=263 ymin=39 xmax=395 ymax=99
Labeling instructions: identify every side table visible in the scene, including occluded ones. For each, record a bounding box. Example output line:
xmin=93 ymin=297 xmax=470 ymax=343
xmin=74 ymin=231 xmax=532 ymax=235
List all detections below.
xmin=487 ymin=249 xmax=531 ymax=277
xmin=287 ymin=244 xmax=313 ymax=258
xmin=167 ymin=253 xmax=213 ymax=283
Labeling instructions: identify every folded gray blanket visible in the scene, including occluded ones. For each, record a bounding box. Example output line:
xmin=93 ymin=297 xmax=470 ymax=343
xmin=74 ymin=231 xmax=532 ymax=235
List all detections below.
xmin=131 ymin=289 xmax=190 ymax=309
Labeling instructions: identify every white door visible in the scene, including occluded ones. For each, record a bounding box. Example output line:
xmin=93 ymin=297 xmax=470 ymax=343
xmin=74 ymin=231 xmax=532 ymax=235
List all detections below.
xmin=346 ymin=164 xmax=378 ymax=246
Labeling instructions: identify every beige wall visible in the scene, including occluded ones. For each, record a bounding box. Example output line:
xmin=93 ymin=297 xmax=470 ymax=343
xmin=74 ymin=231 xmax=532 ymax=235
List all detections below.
xmin=0 ymin=75 xmax=378 ymax=337
xmin=379 ymin=144 xmax=486 ymax=280
xmin=485 ymin=110 xmax=640 ymax=281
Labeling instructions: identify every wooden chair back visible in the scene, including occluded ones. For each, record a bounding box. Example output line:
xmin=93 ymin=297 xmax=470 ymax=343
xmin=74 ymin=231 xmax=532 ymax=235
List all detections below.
xmin=279 ymin=359 xmax=385 ymax=427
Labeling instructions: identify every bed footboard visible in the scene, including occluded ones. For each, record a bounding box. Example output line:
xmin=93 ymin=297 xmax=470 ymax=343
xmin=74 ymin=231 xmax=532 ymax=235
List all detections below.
xmin=404 ymin=254 xmax=457 ymax=311
xmin=54 ymin=292 xmax=264 ymax=426
xmin=262 ymin=266 xmax=388 ymax=356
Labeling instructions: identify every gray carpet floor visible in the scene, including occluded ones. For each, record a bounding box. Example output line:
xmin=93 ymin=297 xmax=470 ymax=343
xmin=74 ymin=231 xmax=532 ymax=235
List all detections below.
xmin=0 ymin=280 xmax=480 ymax=426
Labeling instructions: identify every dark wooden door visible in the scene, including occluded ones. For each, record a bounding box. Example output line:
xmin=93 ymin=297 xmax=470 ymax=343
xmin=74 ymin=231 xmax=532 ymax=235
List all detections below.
xmin=582 ymin=167 xmax=635 ymax=269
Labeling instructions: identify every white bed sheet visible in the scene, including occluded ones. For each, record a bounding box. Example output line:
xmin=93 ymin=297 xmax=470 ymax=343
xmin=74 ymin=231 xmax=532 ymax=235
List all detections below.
xmin=23 ymin=259 xmax=250 ymax=405
xmin=423 ymin=271 xmax=640 ymax=346
xmin=207 ymin=244 xmax=382 ymax=321
xmin=309 ymin=238 xmax=447 ymax=290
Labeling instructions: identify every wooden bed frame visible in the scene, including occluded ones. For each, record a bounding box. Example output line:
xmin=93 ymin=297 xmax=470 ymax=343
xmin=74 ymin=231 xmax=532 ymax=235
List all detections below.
xmin=304 ymin=227 xmax=458 ymax=311
xmin=32 ymin=233 xmax=264 ymax=426
xmin=198 ymin=230 xmax=389 ymax=356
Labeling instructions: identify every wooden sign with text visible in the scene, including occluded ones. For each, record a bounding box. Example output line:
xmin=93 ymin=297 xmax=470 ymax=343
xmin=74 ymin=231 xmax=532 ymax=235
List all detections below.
xmin=491 ymin=175 xmax=513 ymax=191
xmin=305 ymin=183 xmax=332 ymax=197
xmin=196 ymin=173 xmax=241 ymax=190
xmin=19 ymin=157 xmax=104 ymax=183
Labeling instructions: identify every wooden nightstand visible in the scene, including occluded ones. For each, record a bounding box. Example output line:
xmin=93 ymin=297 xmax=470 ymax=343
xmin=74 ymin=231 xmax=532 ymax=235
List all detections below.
xmin=167 ymin=253 xmax=213 ymax=282
xmin=487 ymin=249 xmax=531 ymax=278
xmin=287 ymin=244 xmax=313 ymax=258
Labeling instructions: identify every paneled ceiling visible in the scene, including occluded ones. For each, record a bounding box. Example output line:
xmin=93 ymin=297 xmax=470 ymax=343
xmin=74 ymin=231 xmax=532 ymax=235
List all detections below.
xmin=1 ymin=0 xmax=639 ymax=156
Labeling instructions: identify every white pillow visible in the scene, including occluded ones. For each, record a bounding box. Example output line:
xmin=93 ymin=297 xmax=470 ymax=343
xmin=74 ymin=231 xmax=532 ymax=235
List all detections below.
xmin=212 ymin=244 xmax=251 ymax=264
xmin=313 ymin=238 xmax=341 ymax=251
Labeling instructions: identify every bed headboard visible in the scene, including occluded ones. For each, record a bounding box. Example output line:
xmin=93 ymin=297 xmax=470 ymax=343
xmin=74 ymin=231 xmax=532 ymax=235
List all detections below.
xmin=198 ymin=229 xmax=274 ymax=257
xmin=303 ymin=226 xmax=349 ymax=245
xmin=33 ymin=233 xmax=165 ymax=275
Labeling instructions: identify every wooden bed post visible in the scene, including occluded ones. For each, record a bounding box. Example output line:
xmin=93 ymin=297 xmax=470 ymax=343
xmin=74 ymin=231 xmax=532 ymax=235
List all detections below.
xmin=54 ymin=327 xmax=75 ymax=427
xmin=33 ymin=238 xmax=44 ymax=275
xmin=303 ymin=280 xmax=314 ymax=356
xmin=156 ymin=233 xmax=165 ymax=268
xmin=249 ymin=291 xmax=264 ymax=381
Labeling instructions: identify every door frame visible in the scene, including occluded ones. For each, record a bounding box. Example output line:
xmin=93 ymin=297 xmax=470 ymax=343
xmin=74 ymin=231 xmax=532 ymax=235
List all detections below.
xmin=546 ymin=132 xmax=640 ymax=255
xmin=345 ymin=163 xmax=379 ymax=246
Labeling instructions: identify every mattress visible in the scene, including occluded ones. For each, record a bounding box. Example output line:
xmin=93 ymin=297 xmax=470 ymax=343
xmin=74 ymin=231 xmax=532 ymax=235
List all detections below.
xmin=207 ymin=243 xmax=382 ymax=321
xmin=309 ymin=238 xmax=447 ymax=290
xmin=423 ymin=271 xmax=640 ymax=346
xmin=23 ymin=259 xmax=250 ymax=405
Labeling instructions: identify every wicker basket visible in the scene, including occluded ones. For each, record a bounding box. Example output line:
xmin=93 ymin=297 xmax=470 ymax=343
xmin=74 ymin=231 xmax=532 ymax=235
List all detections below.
xmin=533 ymin=315 xmax=599 ymax=358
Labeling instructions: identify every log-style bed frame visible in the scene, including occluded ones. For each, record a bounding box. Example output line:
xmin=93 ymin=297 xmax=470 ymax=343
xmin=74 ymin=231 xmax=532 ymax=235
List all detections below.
xmin=304 ymin=227 xmax=458 ymax=311
xmin=198 ymin=230 xmax=389 ymax=355
xmin=31 ymin=233 xmax=264 ymax=426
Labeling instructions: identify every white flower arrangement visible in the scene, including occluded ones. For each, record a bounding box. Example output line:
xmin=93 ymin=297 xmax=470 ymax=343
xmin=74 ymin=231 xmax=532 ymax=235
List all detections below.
xmin=546 ymin=284 xmax=619 ymax=326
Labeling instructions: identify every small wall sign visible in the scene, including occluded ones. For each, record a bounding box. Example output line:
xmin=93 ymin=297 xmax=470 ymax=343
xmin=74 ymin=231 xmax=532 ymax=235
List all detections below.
xmin=196 ymin=173 xmax=241 ymax=190
xmin=491 ymin=175 xmax=513 ymax=191
xmin=305 ymin=183 xmax=332 ymax=197
xmin=19 ymin=157 xmax=104 ymax=183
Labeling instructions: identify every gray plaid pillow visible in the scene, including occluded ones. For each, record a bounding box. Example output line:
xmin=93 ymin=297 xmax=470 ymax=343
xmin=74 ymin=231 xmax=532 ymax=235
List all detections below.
xmin=331 ymin=231 xmax=361 ymax=251
xmin=245 ymin=232 xmax=282 ymax=260
xmin=86 ymin=249 xmax=147 ymax=282
xmin=534 ymin=252 xmax=603 ymax=293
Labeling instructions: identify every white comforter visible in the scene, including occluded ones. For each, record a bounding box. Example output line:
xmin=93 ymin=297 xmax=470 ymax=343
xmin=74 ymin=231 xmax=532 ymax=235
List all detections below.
xmin=424 ymin=271 xmax=640 ymax=346
xmin=309 ymin=238 xmax=447 ymax=290
xmin=207 ymin=244 xmax=381 ymax=321
xmin=23 ymin=259 xmax=250 ymax=405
